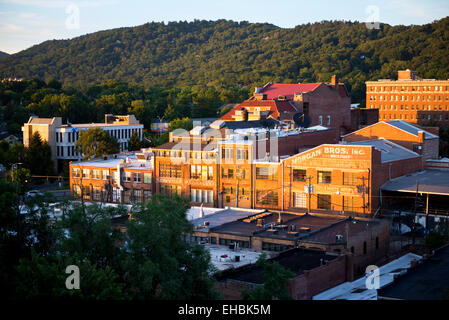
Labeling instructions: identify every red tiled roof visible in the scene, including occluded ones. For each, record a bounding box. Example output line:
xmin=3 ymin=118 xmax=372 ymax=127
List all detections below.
xmin=257 ymin=83 xmax=322 ymax=100
xmin=220 ymin=99 xmax=297 ymax=121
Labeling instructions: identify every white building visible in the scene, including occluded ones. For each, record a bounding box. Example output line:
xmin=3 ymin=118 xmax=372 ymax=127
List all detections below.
xmin=23 ymin=114 xmax=144 ymax=168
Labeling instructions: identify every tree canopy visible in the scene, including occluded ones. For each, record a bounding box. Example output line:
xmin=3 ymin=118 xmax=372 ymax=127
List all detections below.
xmin=75 ymin=127 xmax=120 ymax=159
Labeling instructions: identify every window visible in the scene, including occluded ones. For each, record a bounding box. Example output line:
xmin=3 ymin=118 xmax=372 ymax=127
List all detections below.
xmin=343 ymin=172 xmax=357 ymax=186
xmin=236 ymin=148 xmax=249 ymax=160
xmin=318 ymin=171 xmax=331 ymax=184
xmin=144 ymin=172 xmax=152 ymax=184
xmin=256 ymin=190 xmax=278 ymax=206
xmin=318 ymin=115 xmax=323 ymax=125
xmin=327 ymin=115 xmax=331 ymax=126
xmin=293 ymin=169 xmax=306 ymax=182
xmin=317 ymin=194 xmax=331 ymax=210
xmin=92 ymin=170 xmax=100 ymax=180
xmin=159 ymin=163 xmax=181 ymax=178
xmin=82 ymin=186 xmax=91 ymax=200
xmin=191 ymin=165 xmax=213 ymax=180
xmin=343 ymin=196 xmax=356 ymax=212
xmin=82 ymin=169 xmax=90 ymax=179
xmin=191 ymin=188 xmax=213 ymax=204
xmin=123 ymin=171 xmax=131 ymax=182
xmin=256 ymin=167 xmax=277 ymax=180
xmin=262 ymin=242 xmax=294 ymax=252
xmin=222 ymin=168 xmax=234 ymax=179
xmin=160 ymin=184 xmax=181 ymax=198
xmin=133 ymin=189 xmax=141 ymax=203
xmin=92 ymin=187 xmax=101 ymax=201
xmin=133 ymin=172 xmax=141 ymax=183
xmin=112 ymin=188 xmax=121 ymax=203
xmin=72 ymin=168 xmax=80 ymax=178
xmin=143 ymin=190 xmax=152 ymax=202
xmin=293 ymin=192 xmax=306 ymax=208
xmin=222 ymin=148 xmax=233 ymax=160
xmin=102 ymin=170 xmax=110 ymax=181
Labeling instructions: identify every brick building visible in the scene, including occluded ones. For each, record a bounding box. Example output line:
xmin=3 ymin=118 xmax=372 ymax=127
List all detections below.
xmin=70 ymin=151 xmax=153 ymax=204
xmin=190 ymin=210 xmax=390 ymax=276
xmin=221 ymin=76 xmax=351 ymax=134
xmin=215 ymin=248 xmax=354 ymax=300
xmin=343 ymin=120 xmax=439 ymax=163
xmin=366 ymin=70 xmax=449 ymax=128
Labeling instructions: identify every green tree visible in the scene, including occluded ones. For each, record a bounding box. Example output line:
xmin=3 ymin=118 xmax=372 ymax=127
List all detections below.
xmin=25 ymin=132 xmax=54 ymax=176
xmin=75 ymin=127 xmax=120 ymax=160
xmin=241 ymin=253 xmax=295 ymax=300
xmin=128 ymin=131 xmax=142 ymax=151
xmin=122 ymin=194 xmax=219 ymax=299
xmin=168 ymin=117 xmax=193 ymax=132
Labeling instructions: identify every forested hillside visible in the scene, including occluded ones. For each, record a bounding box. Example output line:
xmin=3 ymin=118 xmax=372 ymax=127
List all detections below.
xmin=1 ymin=18 xmax=449 ymax=104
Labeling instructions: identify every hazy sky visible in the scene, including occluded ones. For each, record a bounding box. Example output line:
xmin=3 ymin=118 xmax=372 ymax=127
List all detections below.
xmin=1 ymin=0 xmax=448 ymax=54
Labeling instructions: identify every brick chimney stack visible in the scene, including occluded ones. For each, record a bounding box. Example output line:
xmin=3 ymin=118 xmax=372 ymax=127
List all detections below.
xmin=331 ymin=75 xmax=338 ymax=86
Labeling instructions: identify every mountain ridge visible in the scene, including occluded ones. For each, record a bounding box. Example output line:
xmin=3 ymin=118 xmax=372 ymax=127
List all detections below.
xmin=0 ymin=18 xmax=448 ymax=103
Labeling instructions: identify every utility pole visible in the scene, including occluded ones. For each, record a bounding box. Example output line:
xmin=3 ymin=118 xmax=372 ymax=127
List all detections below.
xmin=305 ymin=176 xmax=313 ymax=215
xmin=412 ymin=181 xmax=419 ymax=245
xmin=358 ymin=176 xmax=367 ymax=216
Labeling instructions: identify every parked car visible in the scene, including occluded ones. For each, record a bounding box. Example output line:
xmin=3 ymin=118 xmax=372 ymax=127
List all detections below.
xmin=26 ymin=190 xmax=44 ymax=198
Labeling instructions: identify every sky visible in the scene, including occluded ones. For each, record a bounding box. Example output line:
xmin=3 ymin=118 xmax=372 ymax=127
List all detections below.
xmin=0 ymin=0 xmax=448 ymax=54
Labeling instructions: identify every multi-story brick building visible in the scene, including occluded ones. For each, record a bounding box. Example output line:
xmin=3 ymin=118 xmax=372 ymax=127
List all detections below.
xmin=70 ymin=151 xmax=153 ymax=204
xmin=221 ymin=76 xmax=351 ymax=135
xmin=366 ymin=70 xmax=449 ymax=128
xmin=151 ymin=124 xmax=338 ymax=209
xmin=70 ymin=120 xmax=423 ymax=216
xmin=343 ymin=120 xmax=439 ymax=163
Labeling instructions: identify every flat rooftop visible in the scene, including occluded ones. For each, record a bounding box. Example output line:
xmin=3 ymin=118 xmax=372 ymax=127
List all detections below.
xmin=217 ymin=248 xmax=339 ymax=284
xmin=254 ymin=214 xmax=347 ymax=240
xmin=381 ymin=169 xmax=449 ymax=196
xmin=204 ymin=244 xmax=275 ymax=272
xmin=191 ymin=207 xmax=266 ymax=232
xmin=378 ymin=245 xmax=449 ymax=300
xmin=303 ymin=218 xmax=383 ymax=244
xmin=71 ymin=153 xmax=153 ymax=170
xmin=314 ymin=252 xmax=423 ymax=300
xmin=345 ymin=139 xmax=420 ymax=163
xmin=210 ymin=212 xmax=301 ymax=237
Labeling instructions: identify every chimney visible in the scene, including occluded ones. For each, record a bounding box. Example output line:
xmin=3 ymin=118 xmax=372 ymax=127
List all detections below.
xmin=331 ymin=75 xmax=338 ymax=86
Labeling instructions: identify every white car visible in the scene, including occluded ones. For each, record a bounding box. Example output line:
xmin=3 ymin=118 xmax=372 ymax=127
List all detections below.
xmin=26 ymin=190 xmax=44 ymax=198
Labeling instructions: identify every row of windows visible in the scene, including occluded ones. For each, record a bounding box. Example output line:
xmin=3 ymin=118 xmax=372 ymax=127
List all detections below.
xmin=380 ymin=113 xmax=449 ymax=121
xmin=73 ymin=186 xmax=151 ymax=204
xmin=370 ymin=94 xmax=449 ymax=102
xmin=377 ymin=104 xmax=449 ymax=111
xmin=72 ymin=168 xmax=151 ymax=184
xmin=57 ymin=145 xmax=79 ymax=158
xmin=159 ymin=163 xmax=182 ymax=178
xmin=368 ymin=85 xmax=449 ymax=92
xmin=190 ymin=189 xmax=214 ymax=204
xmin=155 ymin=150 xmax=216 ymax=160
xmin=262 ymin=242 xmax=294 ymax=252
xmin=256 ymin=190 xmax=278 ymax=206
xmin=293 ymin=169 xmax=360 ymax=186
xmin=256 ymin=167 xmax=278 ymax=180
xmin=191 ymin=165 xmax=214 ymax=180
